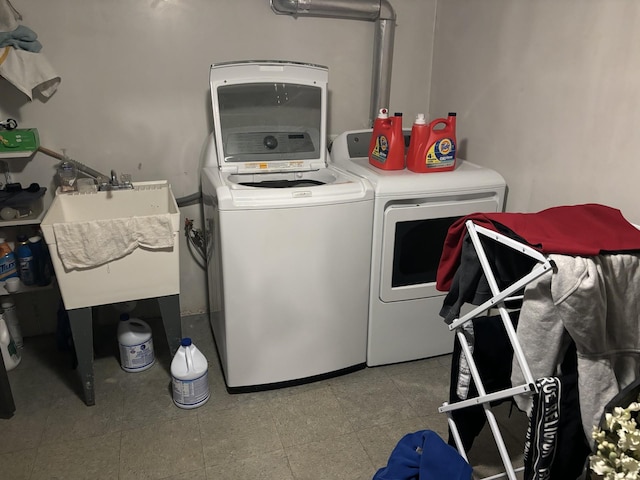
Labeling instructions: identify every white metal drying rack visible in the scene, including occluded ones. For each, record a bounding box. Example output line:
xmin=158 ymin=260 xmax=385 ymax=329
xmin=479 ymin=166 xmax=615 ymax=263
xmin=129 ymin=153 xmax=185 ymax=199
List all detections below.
xmin=438 ymin=220 xmax=555 ymax=480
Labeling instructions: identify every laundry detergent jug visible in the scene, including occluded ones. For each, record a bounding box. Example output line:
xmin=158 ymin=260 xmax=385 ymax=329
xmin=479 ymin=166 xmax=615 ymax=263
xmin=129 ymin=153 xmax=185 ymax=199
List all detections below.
xmin=369 ymin=109 xmax=405 ymax=170
xmin=407 ymin=112 xmax=457 ymax=173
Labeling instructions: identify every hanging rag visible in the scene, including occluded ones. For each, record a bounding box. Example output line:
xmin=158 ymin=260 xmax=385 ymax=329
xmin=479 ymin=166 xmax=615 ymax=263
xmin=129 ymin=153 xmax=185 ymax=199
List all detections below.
xmin=0 ymin=25 xmax=41 ymax=52
xmin=373 ymin=430 xmax=472 ymax=480
xmin=0 ymin=0 xmax=60 ymax=99
xmin=52 ymin=214 xmax=175 ymax=270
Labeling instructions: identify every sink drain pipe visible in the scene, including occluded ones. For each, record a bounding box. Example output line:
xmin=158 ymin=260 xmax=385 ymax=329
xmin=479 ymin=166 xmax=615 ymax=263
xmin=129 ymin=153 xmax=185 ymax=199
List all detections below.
xmin=270 ymin=0 xmax=397 ymax=127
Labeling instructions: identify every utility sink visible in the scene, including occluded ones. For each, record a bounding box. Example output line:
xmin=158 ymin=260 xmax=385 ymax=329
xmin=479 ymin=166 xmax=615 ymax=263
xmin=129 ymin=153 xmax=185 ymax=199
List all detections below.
xmin=40 ymin=181 xmax=181 ymax=310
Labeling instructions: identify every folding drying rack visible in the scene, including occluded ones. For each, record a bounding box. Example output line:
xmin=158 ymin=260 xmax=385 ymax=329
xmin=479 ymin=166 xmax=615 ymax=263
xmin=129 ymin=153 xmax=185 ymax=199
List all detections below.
xmin=438 ymin=220 xmax=555 ymax=480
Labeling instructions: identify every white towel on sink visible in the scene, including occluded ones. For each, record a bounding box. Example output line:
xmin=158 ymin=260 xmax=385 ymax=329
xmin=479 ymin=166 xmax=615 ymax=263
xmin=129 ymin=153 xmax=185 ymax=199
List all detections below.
xmin=52 ymin=214 xmax=175 ymax=270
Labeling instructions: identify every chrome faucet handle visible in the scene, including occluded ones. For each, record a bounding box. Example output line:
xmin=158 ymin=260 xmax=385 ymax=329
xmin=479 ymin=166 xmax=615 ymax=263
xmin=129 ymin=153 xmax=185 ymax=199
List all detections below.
xmin=120 ymin=174 xmax=132 ymax=187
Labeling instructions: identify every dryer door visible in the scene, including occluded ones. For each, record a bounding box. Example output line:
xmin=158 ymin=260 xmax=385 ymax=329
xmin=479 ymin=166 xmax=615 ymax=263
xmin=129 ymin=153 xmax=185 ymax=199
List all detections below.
xmin=379 ymin=195 xmax=500 ymax=303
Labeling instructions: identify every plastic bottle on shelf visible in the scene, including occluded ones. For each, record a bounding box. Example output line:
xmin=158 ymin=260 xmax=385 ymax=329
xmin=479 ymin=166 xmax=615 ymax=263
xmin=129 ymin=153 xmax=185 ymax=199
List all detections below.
xmin=171 ymin=338 xmax=210 ymax=409
xmin=28 ymin=235 xmax=52 ymax=286
xmin=0 ymin=237 xmax=17 ymax=282
xmin=16 ymin=239 xmax=35 ymax=286
xmin=0 ymin=314 xmax=20 ymax=371
xmin=57 ymin=149 xmax=77 ymax=192
xmin=1 ymin=299 xmax=22 ymax=349
xmin=117 ymin=313 xmax=155 ymax=372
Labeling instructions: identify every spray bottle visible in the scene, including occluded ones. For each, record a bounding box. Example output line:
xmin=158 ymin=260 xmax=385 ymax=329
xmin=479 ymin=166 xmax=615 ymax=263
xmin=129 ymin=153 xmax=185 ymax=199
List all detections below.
xmin=368 ymin=109 xmax=405 ymax=170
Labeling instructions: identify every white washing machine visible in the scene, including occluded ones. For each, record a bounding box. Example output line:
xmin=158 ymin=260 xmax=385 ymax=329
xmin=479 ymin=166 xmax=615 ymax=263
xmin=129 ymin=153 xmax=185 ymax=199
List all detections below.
xmin=331 ymin=130 xmax=506 ymax=366
xmin=201 ymin=61 xmax=374 ymax=391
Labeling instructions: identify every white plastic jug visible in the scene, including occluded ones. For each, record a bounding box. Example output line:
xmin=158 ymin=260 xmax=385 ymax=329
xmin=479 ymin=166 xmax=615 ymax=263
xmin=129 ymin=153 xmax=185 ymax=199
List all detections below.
xmin=171 ymin=337 xmax=209 ymax=409
xmin=117 ymin=313 xmax=155 ymax=372
xmin=2 ymin=299 xmax=22 ymax=349
xmin=0 ymin=315 xmax=20 ymax=371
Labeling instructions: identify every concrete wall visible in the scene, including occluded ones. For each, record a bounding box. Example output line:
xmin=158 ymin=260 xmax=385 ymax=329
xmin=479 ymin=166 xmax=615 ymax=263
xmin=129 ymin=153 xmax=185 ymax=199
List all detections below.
xmin=0 ymin=0 xmax=436 ymax=315
xmin=429 ymin=0 xmax=640 ymax=223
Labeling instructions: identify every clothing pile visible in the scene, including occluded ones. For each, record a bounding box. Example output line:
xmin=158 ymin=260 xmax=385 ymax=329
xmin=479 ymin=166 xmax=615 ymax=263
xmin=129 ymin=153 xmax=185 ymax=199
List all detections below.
xmin=437 ymin=203 xmax=640 ymax=479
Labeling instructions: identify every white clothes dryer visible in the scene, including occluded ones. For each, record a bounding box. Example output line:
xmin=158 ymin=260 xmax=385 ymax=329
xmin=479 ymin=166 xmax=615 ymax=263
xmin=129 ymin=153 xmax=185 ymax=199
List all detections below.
xmin=331 ymin=130 xmax=506 ymax=367
xmin=201 ymin=61 xmax=374 ymax=391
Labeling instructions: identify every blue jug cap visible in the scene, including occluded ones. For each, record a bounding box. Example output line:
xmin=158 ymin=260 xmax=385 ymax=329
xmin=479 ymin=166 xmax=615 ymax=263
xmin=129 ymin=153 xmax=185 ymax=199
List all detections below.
xmin=119 ymin=313 xmax=130 ymax=321
xmin=181 ymin=337 xmax=192 ymax=347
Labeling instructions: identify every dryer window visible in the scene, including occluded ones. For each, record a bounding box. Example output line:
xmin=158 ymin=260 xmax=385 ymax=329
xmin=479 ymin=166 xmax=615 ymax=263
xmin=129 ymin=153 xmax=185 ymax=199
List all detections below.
xmin=391 ymin=216 xmax=459 ymax=288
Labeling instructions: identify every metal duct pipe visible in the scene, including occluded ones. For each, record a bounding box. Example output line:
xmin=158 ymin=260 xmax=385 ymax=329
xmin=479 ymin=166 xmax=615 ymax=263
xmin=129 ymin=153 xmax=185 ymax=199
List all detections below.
xmin=270 ymin=0 xmax=396 ymax=127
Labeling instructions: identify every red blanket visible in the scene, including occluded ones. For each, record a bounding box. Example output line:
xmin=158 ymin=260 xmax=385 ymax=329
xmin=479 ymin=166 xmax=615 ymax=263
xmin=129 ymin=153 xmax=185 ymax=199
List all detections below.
xmin=436 ymin=204 xmax=640 ymax=291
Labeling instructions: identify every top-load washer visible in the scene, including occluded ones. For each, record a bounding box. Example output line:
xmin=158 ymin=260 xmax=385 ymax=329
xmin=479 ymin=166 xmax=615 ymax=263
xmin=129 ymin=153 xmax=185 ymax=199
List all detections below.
xmin=201 ymin=61 xmax=374 ymax=391
xmin=330 ymin=130 xmax=506 ymax=366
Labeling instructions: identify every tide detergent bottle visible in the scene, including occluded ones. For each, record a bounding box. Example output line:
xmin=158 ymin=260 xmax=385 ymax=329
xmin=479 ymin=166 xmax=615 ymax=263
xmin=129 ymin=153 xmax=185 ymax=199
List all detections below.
xmin=407 ymin=112 xmax=457 ymax=173
xmin=369 ymin=109 xmax=405 ymax=170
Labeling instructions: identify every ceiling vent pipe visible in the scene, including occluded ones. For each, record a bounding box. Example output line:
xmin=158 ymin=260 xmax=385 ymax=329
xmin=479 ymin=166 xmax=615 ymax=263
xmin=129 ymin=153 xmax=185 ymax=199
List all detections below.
xmin=270 ymin=0 xmax=396 ymax=127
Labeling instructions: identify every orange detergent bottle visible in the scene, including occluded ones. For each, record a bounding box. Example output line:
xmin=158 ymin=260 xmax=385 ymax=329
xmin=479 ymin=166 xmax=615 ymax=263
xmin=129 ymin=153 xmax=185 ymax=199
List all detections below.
xmin=407 ymin=112 xmax=457 ymax=173
xmin=369 ymin=109 xmax=405 ymax=170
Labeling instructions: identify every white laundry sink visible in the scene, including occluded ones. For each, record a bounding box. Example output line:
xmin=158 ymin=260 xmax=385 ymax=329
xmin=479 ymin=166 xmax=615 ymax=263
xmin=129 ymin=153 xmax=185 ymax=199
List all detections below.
xmin=40 ymin=181 xmax=181 ymax=310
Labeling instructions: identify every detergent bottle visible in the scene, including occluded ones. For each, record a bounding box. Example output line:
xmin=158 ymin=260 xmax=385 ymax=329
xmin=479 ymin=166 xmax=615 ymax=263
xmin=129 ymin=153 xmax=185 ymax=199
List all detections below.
xmin=368 ymin=109 xmax=405 ymax=170
xmin=406 ymin=113 xmax=429 ymax=173
xmin=408 ymin=112 xmax=457 ymax=173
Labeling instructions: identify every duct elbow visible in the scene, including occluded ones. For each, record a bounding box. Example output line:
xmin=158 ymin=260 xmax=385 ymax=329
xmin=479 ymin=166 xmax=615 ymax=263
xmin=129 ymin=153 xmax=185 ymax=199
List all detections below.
xmin=270 ymin=0 xmax=300 ymax=16
xmin=379 ymin=0 xmax=396 ymax=21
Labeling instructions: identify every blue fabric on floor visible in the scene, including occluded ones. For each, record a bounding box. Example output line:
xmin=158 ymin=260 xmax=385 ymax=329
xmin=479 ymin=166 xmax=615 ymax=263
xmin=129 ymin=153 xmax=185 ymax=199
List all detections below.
xmin=373 ymin=430 xmax=472 ymax=480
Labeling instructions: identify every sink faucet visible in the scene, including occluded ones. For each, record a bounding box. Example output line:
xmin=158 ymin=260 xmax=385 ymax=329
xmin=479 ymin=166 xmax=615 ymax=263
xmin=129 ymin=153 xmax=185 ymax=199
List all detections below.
xmin=97 ymin=170 xmax=133 ymax=191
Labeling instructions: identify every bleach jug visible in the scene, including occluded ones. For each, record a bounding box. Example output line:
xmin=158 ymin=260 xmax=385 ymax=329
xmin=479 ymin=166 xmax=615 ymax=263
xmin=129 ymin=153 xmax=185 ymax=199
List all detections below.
xmin=369 ymin=109 xmax=405 ymax=170
xmin=171 ymin=337 xmax=210 ymax=409
xmin=117 ymin=313 xmax=155 ymax=372
xmin=407 ymin=112 xmax=457 ymax=173
xmin=0 ymin=315 xmax=20 ymax=371
xmin=2 ymin=299 xmax=22 ymax=349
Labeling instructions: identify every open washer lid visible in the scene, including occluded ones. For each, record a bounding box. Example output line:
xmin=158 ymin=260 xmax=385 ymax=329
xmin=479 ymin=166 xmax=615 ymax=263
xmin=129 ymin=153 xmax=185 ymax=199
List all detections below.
xmin=209 ymin=60 xmax=328 ymax=174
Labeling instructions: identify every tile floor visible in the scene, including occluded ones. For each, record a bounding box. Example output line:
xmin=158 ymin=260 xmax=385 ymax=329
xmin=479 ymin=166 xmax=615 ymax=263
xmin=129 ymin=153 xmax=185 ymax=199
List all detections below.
xmin=1 ymin=314 xmax=527 ymax=479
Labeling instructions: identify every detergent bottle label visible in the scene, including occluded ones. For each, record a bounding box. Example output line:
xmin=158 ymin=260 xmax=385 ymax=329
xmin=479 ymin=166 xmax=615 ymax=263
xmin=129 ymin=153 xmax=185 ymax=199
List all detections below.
xmin=371 ymin=135 xmax=389 ymax=163
xmin=426 ymin=138 xmax=456 ymax=168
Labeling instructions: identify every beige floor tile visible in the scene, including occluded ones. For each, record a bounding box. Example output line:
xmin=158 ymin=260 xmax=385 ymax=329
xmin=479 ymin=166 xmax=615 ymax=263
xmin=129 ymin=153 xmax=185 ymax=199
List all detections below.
xmin=378 ymin=356 xmax=447 ymax=378
xmin=199 ymin=402 xmax=283 ymax=467
xmin=40 ymin=386 xmax=124 ymax=446
xmin=30 ymin=431 xmax=121 ymax=480
xmin=0 ymin=406 xmax=48 ymax=453
xmin=331 ymin=375 xmax=418 ymax=431
xmin=269 ymin=386 xmax=353 ymax=448
xmin=286 ymin=432 xmax=376 ymax=480
xmin=326 ymin=365 xmax=389 ymax=387
xmin=164 ymin=468 xmax=207 ymax=480
xmin=4 ymin=321 xmax=535 ymax=480
xmin=355 ymin=417 xmax=448 ymax=469
xmin=7 ymin=347 xmax=79 ymax=401
xmin=390 ymin=363 xmax=451 ymax=417
xmin=198 ymin=376 xmax=269 ymax=413
xmin=0 ymin=448 xmax=37 ymax=480
xmin=206 ymin=450 xmax=294 ymax=480
xmin=119 ymin=416 xmax=204 ymax=480
xmin=120 ymin=365 xmax=195 ymax=429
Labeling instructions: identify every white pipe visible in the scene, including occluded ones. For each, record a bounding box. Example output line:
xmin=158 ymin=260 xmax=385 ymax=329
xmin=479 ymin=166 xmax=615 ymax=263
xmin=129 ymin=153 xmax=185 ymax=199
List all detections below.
xmin=270 ymin=0 xmax=397 ymax=126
